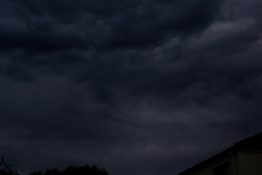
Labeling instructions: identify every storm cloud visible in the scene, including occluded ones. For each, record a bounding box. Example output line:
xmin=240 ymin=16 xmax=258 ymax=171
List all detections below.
xmin=0 ymin=0 xmax=262 ymax=175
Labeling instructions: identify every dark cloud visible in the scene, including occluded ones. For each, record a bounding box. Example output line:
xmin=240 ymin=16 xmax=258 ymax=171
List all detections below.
xmin=0 ymin=0 xmax=262 ymax=175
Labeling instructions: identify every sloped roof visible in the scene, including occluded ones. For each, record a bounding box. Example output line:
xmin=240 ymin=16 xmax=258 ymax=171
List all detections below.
xmin=179 ymin=132 xmax=262 ymax=175
xmin=234 ymin=132 xmax=262 ymax=150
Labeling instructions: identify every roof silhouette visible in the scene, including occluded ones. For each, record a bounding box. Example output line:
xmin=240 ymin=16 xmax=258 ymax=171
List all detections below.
xmin=179 ymin=132 xmax=262 ymax=175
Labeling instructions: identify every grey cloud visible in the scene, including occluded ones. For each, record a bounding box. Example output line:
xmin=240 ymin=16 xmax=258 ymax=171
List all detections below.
xmin=0 ymin=0 xmax=262 ymax=175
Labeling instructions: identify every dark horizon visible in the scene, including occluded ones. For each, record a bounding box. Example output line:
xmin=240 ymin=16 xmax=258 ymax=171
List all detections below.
xmin=3 ymin=132 xmax=262 ymax=175
xmin=0 ymin=0 xmax=262 ymax=175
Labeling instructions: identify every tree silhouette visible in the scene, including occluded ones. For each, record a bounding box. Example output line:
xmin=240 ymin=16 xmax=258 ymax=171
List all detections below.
xmin=0 ymin=156 xmax=108 ymax=175
xmin=0 ymin=156 xmax=19 ymax=175
xmin=30 ymin=164 xmax=108 ymax=175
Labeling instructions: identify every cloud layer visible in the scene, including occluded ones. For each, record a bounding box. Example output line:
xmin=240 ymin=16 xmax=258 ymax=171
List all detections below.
xmin=0 ymin=0 xmax=262 ymax=175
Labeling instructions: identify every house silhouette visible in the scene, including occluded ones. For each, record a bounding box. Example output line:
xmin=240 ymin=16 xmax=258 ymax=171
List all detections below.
xmin=179 ymin=132 xmax=262 ymax=175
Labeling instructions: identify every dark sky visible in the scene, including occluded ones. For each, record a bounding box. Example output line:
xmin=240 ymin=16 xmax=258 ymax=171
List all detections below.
xmin=0 ymin=0 xmax=262 ymax=175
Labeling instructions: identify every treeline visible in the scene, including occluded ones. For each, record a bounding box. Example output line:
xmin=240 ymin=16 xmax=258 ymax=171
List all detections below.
xmin=30 ymin=165 xmax=108 ymax=175
xmin=0 ymin=157 xmax=108 ymax=175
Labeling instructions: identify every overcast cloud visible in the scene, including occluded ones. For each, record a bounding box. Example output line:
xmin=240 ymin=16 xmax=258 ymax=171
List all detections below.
xmin=0 ymin=0 xmax=262 ymax=175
